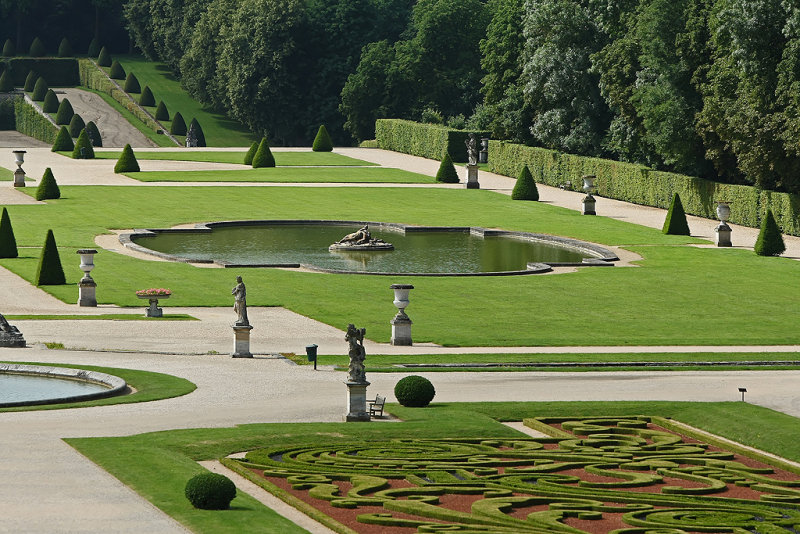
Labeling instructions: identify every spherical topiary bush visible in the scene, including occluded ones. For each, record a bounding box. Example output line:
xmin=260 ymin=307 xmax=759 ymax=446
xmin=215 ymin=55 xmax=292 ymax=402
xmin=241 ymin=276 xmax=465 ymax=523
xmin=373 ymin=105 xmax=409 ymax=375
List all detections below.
xmin=57 ymin=38 xmax=72 ymax=57
xmin=185 ymin=472 xmax=236 ymax=510
xmin=2 ymin=39 xmax=15 ymax=57
xmin=154 ymin=100 xmax=168 ymax=121
xmin=394 ymin=375 xmax=435 ymax=407
xmin=28 ymin=37 xmax=45 ymax=57
xmin=55 ymin=98 xmax=74 ymax=125
xmin=85 ymin=121 xmax=102 ymax=147
xmin=24 ymin=70 xmax=37 ymax=92
xmin=109 ymin=60 xmax=125 ymax=80
xmin=42 ymin=90 xmax=59 ymax=113
xmin=97 ymin=46 xmax=111 ymax=67
xmin=124 ymin=72 xmax=141 ymax=93
xmin=32 ymin=77 xmax=48 ymax=101
xmin=68 ymin=114 xmax=85 ymax=138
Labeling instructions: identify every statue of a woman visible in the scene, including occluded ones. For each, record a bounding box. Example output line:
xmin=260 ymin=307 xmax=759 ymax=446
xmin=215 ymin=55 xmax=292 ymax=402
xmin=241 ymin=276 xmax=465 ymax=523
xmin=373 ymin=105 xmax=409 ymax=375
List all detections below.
xmin=345 ymin=323 xmax=367 ymax=382
xmin=231 ymin=276 xmax=249 ymax=326
xmin=465 ymin=133 xmax=478 ymax=166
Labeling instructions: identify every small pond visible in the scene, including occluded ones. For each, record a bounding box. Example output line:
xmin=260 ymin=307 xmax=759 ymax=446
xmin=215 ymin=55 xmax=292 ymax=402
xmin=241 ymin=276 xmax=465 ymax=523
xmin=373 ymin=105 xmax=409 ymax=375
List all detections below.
xmin=0 ymin=364 xmax=127 ymax=407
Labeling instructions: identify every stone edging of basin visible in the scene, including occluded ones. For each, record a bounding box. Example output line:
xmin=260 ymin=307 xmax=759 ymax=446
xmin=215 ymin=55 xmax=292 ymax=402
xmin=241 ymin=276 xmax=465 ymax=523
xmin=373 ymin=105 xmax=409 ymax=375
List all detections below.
xmin=0 ymin=363 xmax=128 ymax=407
xmin=119 ymin=220 xmax=619 ymax=276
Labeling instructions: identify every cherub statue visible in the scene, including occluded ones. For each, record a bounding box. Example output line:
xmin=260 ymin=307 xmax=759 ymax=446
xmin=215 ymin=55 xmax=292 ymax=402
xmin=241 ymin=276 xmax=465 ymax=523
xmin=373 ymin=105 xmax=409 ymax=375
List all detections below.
xmin=345 ymin=323 xmax=367 ymax=383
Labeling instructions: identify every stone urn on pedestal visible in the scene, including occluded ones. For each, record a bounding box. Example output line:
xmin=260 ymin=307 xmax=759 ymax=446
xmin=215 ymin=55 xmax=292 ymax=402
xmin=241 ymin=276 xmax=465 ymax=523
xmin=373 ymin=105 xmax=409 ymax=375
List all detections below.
xmin=136 ymin=288 xmax=171 ymax=317
xmin=582 ymin=175 xmax=596 ymax=215
xmin=390 ymin=284 xmax=414 ymax=346
xmin=76 ymin=249 xmax=97 ymax=307
xmin=12 ymin=150 xmax=26 ymax=188
xmin=715 ymin=202 xmax=732 ymax=247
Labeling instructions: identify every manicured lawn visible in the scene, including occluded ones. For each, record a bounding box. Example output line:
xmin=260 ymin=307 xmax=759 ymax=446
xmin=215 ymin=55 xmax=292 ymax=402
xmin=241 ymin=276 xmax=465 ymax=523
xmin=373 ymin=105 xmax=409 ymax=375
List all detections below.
xmin=124 ymin=167 xmax=433 ymax=183
xmin=0 ymin=166 xmax=12 ymax=180
xmin=66 ymin=401 xmax=800 ymax=534
xmin=90 ymin=150 xmax=376 ymax=166
xmin=115 ymin=55 xmax=255 ymax=147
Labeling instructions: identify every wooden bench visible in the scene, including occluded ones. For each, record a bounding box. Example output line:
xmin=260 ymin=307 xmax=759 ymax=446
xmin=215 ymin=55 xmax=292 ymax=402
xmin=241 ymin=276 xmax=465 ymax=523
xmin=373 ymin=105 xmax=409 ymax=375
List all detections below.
xmin=368 ymin=395 xmax=386 ymax=417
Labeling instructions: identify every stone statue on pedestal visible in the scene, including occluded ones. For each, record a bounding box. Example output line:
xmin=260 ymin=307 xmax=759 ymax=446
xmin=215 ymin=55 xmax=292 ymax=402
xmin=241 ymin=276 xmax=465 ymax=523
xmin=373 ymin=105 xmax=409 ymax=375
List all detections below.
xmin=465 ymin=133 xmax=478 ymax=166
xmin=346 ymin=323 xmax=367 ymax=383
xmin=232 ymin=276 xmax=249 ymax=326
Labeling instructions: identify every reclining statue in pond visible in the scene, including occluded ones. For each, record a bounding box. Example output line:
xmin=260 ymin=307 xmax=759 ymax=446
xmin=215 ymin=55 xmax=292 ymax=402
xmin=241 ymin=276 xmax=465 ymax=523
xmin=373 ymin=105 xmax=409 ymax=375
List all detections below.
xmin=330 ymin=224 xmax=394 ymax=250
xmin=337 ymin=225 xmax=372 ymax=245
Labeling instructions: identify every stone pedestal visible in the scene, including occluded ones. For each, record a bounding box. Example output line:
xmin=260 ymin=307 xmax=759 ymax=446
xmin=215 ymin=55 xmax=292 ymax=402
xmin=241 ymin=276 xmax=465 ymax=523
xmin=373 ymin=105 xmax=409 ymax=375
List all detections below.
xmin=78 ymin=277 xmax=97 ymax=307
xmin=0 ymin=314 xmax=25 ymax=348
xmin=466 ymin=164 xmax=480 ymax=189
xmin=582 ymin=194 xmax=596 ymax=215
xmin=715 ymin=223 xmax=732 ymax=247
xmin=13 ymin=168 xmax=25 ymax=187
xmin=345 ymin=380 xmax=371 ymax=422
xmin=391 ymin=313 xmax=413 ymax=346
xmin=232 ymin=324 xmax=253 ymax=358
xmin=144 ymin=298 xmax=163 ymax=317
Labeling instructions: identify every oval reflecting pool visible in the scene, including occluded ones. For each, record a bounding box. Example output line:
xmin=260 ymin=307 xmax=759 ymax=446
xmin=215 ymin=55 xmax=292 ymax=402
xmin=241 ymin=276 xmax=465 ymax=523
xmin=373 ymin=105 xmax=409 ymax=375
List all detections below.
xmin=0 ymin=364 xmax=127 ymax=407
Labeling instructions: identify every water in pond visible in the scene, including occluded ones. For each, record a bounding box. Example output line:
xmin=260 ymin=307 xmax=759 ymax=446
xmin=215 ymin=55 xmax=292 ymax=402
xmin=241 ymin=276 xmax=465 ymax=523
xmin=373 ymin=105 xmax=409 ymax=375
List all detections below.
xmin=135 ymin=224 xmax=589 ymax=274
xmin=0 ymin=374 xmax=108 ymax=404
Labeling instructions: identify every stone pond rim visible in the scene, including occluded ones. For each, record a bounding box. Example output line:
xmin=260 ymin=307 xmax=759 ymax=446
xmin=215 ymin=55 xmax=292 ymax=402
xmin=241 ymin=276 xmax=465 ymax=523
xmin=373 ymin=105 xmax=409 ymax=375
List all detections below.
xmin=0 ymin=363 xmax=128 ymax=408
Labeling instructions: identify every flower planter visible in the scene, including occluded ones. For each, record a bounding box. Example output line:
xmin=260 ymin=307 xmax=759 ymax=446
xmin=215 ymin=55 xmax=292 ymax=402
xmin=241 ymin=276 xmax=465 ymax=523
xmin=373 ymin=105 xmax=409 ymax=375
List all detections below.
xmin=137 ymin=293 xmax=170 ymax=317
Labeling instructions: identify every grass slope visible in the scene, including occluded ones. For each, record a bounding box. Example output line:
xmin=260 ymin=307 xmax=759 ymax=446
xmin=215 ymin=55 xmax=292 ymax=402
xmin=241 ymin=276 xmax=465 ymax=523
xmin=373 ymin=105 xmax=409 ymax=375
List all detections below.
xmin=0 ymin=167 xmax=12 ymax=180
xmin=126 ymin=167 xmax=434 ymax=183
xmin=92 ymin=151 xmax=376 ymax=166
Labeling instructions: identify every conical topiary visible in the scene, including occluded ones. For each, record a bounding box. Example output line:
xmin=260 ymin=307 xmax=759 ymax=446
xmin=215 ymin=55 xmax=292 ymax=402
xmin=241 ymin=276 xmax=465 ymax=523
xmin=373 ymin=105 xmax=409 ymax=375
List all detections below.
xmin=28 ymin=37 xmax=45 ymax=57
xmin=85 ymin=121 xmax=102 ymax=147
xmin=312 ymin=125 xmax=333 ymax=152
xmin=57 ymin=37 xmax=72 ymax=57
xmin=2 ymin=38 xmax=14 ymax=57
xmin=109 ymin=60 xmax=125 ymax=80
xmin=243 ymin=141 xmax=258 ymax=165
xmin=187 ymin=118 xmax=206 ymax=147
xmin=124 ymin=72 xmax=140 ymax=93
xmin=97 ymin=46 xmax=111 ymax=67
xmin=36 ymin=168 xmax=60 ymax=201
xmin=51 ymin=126 xmax=74 ymax=152
xmin=87 ymin=38 xmax=100 ymax=57
xmin=68 ymin=114 xmax=85 ymax=138
xmin=252 ymin=137 xmax=275 ymax=168
xmin=754 ymin=209 xmax=786 ymax=256
xmin=154 ymin=100 xmax=168 ymax=121
xmin=662 ymin=193 xmax=691 ymax=235
xmin=42 ymin=89 xmax=59 ymax=113
xmin=170 ymin=111 xmax=186 ymax=135
xmin=23 ymin=70 xmax=36 ymax=91
xmin=32 ymin=77 xmax=48 ymax=100
xmin=139 ymin=85 xmax=154 ymax=106
xmin=435 ymin=152 xmax=459 ymax=183
xmin=512 ymin=164 xmax=539 ymax=200
xmin=72 ymin=129 xmax=95 ymax=159
xmin=35 ymin=229 xmax=65 ymax=285
xmin=114 ymin=144 xmax=140 ymax=173
xmin=55 ymin=98 xmax=74 ymax=125
xmin=0 ymin=70 xmax=12 ymax=92
xmin=0 ymin=208 xmax=18 ymax=258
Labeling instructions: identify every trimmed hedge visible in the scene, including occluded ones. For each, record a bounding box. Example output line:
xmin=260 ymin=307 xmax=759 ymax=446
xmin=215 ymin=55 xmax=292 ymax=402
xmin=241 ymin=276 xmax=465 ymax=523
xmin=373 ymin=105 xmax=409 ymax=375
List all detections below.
xmin=57 ymin=38 xmax=72 ymax=58
xmin=243 ymin=141 xmax=258 ymax=165
xmin=28 ymin=37 xmax=45 ymax=58
xmin=663 ymin=193 xmax=690 ymax=235
xmin=312 ymin=124 xmax=333 ymax=152
xmin=72 ymin=129 xmax=94 ymax=159
xmin=87 ymin=38 xmax=100 ymax=57
xmin=14 ymin=99 xmax=57 ymax=143
xmin=124 ymin=72 xmax=140 ymax=93
xmin=42 ymin=89 xmax=59 ymax=113
xmin=252 ymin=137 xmax=275 ymax=168
xmin=1 ymin=59 xmax=78 ymax=86
xmin=185 ymin=473 xmax=236 ymax=510
xmin=435 ymin=153 xmax=459 ymax=183
xmin=375 ymin=119 xmax=489 ymax=163
xmin=54 ymin=97 xmax=74 ymax=125
xmin=154 ymin=100 xmax=168 ymax=121
xmin=187 ymin=118 xmax=205 ymax=147
xmin=754 ymin=209 xmax=786 ymax=256
xmin=31 ymin=77 xmax=48 ymax=101
xmin=0 ymin=98 xmax=14 ymax=129
xmin=97 ymin=46 xmax=111 ymax=67
xmin=23 ymin=70 xmax=36 ymax=91
xmin=85 ymin=120 xmax=101 ymax=147
xmin=51 ymin=126 xmax=74 ymax=151
xmin=0 ymin=70 xmax=12 ymax=92
xmin=35 ymin=229 xmax=65 ymax=286
xmin=511 ymin=164 xmax=539 ymax=201
xmin=0 ymin=207 xmax=18 ymax=258
xmin=109 ymin=60 xmax=125 ymax=80
xmin=139 ymin=85 xmax=154 ymax=107
xmin=68 ymin=113 xmax=85 ymax=138
xmin=114 ymin=144 xmax=140 ymax=173
xmin=2 ymin=39 xmax=14 ymax=57
xmin=36 ymin=167 xmax=60 ymax=200
xmin=394 ymin=375 xmax=435 ymax=407
xmin=170 ymin=111 xmax=186 ymax=135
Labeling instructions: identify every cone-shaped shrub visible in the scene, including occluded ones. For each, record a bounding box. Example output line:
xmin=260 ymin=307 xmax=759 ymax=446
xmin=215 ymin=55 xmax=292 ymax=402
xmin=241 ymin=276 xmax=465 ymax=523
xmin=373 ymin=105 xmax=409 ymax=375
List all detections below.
xmin=170 ymin=111 xmax=186 ymax=135
xmin=662 ymin=193 xmax=691 ymax=235
xmin=36 ymin=167 xmax=60 ymax=201
xmin=124 ymin=72 xmax=140 ymax=93
xmin=28 ymin=37 xmax=45 ymax=57
xmin=2 ymin=39 xmax=14 ymax=57
xmin=55 ymin=98 xmax=74 ymax=124
xmin=24 ymin=70 xmax=36 ymax=91
xmin=512 ymin=164 xmax=540 ymax=200
xmin=85 ymin=121 xmax=102 ymax=147
xmin=114 ymin=144 xmax=140 ymax=173
xmin=42 ymin=89 xmax=59 ymax=113
xmin=252 ymin=137 xmax=275 ymax=168
xmin=51 ymin=126 xmax=74 ymax=152
xmin=312 ymin=125 xmax=333 ymax=152
xmin=187 ymin=118 xmax=206 ymax=147
xmin=72 ymin=129 xmax=95 ymax=159
xmin=32 ymin=77 xmax=48 ymax=100
xmin=154 ymin=100 xmax=168 ymax=121
xmin=35 ymin=229 xmax=65 ymax=285
xmin=87 ymin=38 xmax=100 ymax=57
xmin=435 ymin=153 xmax=459 ymax=183
xmin=243 ymin=141 xmax=258 ymax=165
xmin=68 ymin=114 xmax=85 ymax=138
xmin=97 ymin=46 xmax=111 ymax=67
xmin=57 ymin=38 xmax=72 ymax=57
xmin=0 ymin=70 xmax=12 ymax=92
xmin=139 ymin=85 xmax=154 ymax=106
xmin=754 ymin=209 xmax=786 ymax=256
xmin=109 ymin=60 xmax=125 ymax=80
xmin=0 ymin=208 xmax=18 ymax=258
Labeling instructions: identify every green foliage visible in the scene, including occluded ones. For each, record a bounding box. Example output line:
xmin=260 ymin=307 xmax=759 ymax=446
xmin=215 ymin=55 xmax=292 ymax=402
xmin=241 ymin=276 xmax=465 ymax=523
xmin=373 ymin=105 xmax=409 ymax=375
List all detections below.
xmin=68 ymin=114 xmax=85 ymax=138
xmin=52 ymin=126 xmax=75 ymax=152
xmin=123 ymin=72 xmax=140 ymax=93
xmin=13 ymin=98 xmax=57 ymax=143
xmin=114 ymin=144 xmax=140 ymax=173
xmin=72 ymin=129 xmax=95 ymax=159
xmin=184 ymin=472 xmax=236 ymax=510
xmin=394 ymin=375 xmax=436 ymax=407
xmin=23 ymin=70 xmax=36 ymax=91
xmin=139 ymin=85 xmax=154 ymax=106
xmin=108 ymin=60 xmax=125 ymax=80
xmin=187 ymin=118 xmax=206 ymax=147
xmin=2 ymin=59 xmax=78 ymax=86
xmin=87 ymin=38 xmax=101 ymax=58
xmin=754 ymin=209 xmax=786 ymax=256
xmin=662 ymin=193 xmax=690 ymax=235
xmin=31 ymin=77 xmax=48 ymax=101
xmin=54 ymin=98 xmax=74 ymax=125
xmin=35 ymin=168 xmax=60 ymax=201
xmin=312 ymin=125 xmax=333 ymax=152
xmin=42 ymin=89 xmax=59 ymax=113
xmin=84 ymin=121 xmax=102 ymax=147
xmin=2 ymin=39 xmax=15 ymax=57
xmin=435 ymin=153 xmax=459 ymax=183
xmin=28 ymin=37 xmax=46 ymax=58
xmin=169 ymin=111 xmax=186 ymax=135
xmin=511 ymin=164 xmax=539 ymax=201
xmin=0 ymin=99 xmax=14 ymax=129
xmin=97 ymin=46 xmax=111 ymax=67
xmin=243 ymin=141 xmax=258 ymax=165
xmin=35 ymin=229 xmax=65 ymax=286
xmin=57 ymin=38 xmax=72 ymax=58
xmin=376 ymin=119 xmax=490 ymax=163
xmin=0 ymin=69 xmax=12 ymax=92
xmin=251 ymin=137 xmax=275 ymax=168
xmin=154 ymin=100 xmax=168 ymax=121
xmin=0 ymin=208 xmax=18 ymax=258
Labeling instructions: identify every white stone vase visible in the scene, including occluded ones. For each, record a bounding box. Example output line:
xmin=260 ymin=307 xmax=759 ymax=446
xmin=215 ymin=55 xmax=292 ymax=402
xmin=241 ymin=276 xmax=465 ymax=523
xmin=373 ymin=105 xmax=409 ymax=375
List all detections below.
xmin=716 ymin=202 xmax=730 ymax=224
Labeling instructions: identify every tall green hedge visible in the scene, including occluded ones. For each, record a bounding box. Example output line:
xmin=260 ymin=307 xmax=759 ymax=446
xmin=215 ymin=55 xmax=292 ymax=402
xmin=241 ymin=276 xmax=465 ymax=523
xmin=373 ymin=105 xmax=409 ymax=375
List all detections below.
xmin=0 ymin=59 xmax=78 ymax=86
xmin=14 ymin=99 xmax=57 ymax=143
xmin=0 ymin=97 xmax=15 ymax=129
xmin=35 ymin=229 xmax=66 ymax=286
xmin=375 ymin=119 xmax=489 ymax=163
